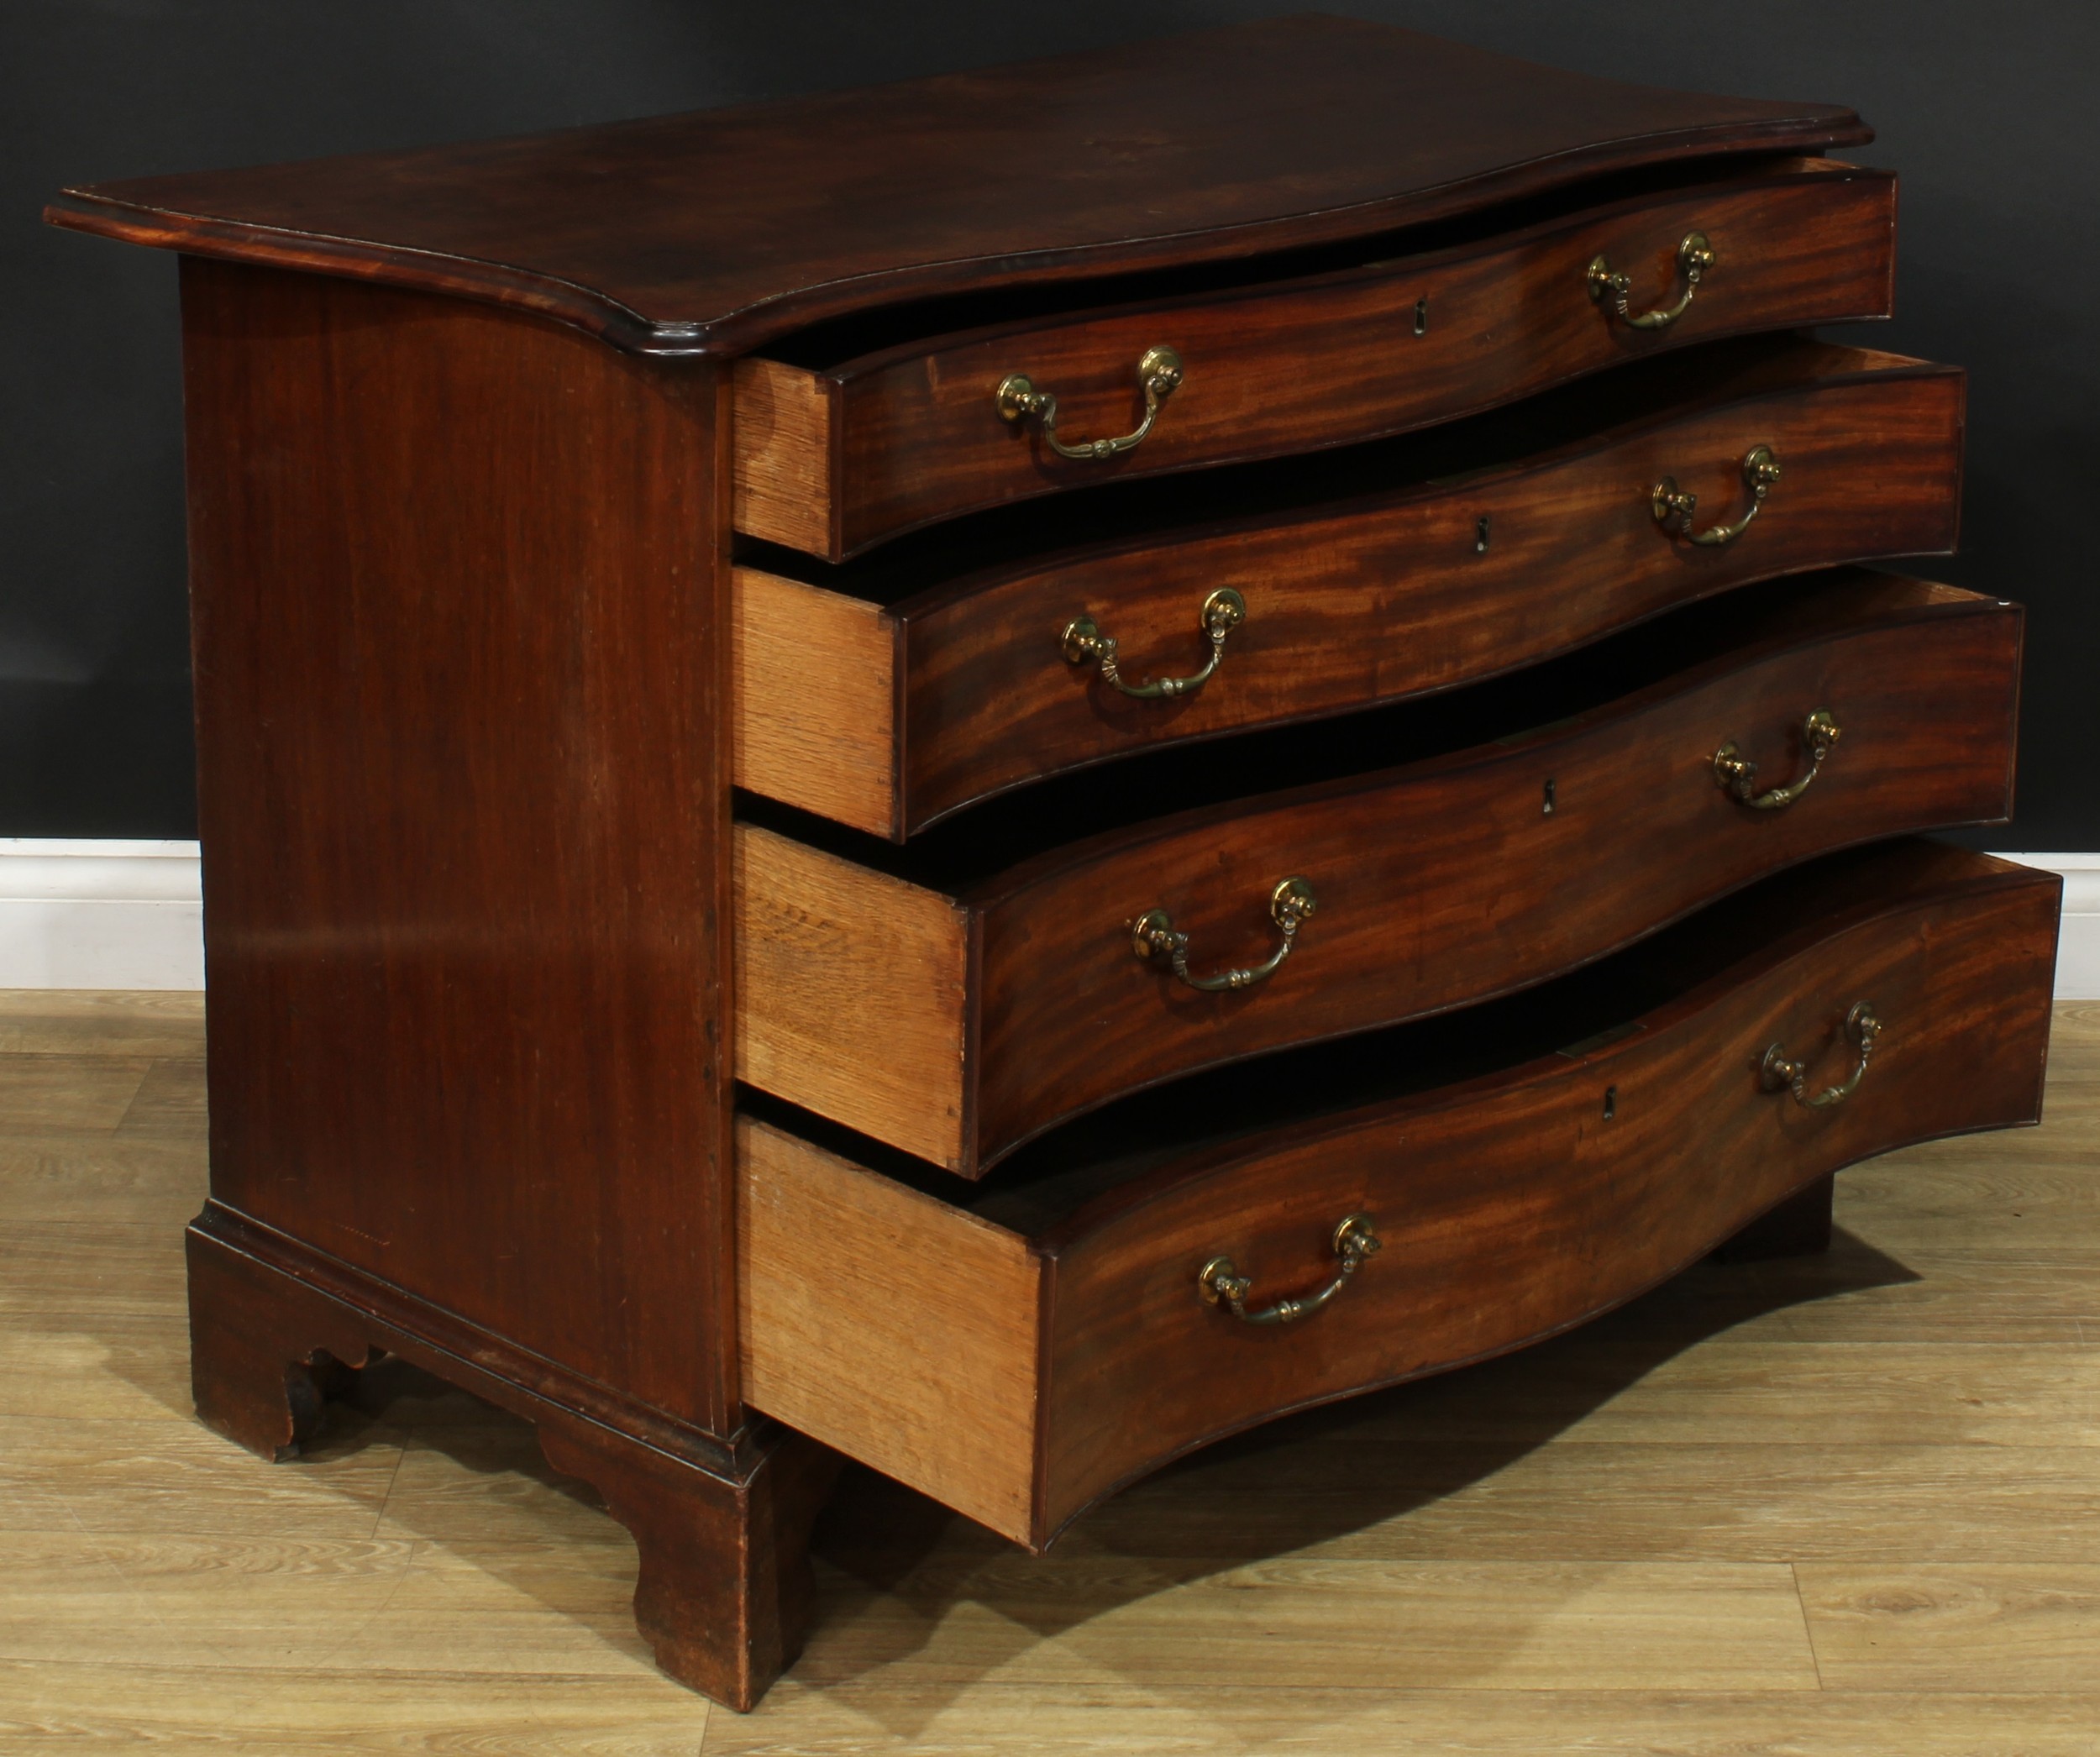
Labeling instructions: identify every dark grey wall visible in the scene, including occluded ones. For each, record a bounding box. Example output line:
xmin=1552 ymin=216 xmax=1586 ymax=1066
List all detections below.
xmin=9 ymin=1 xmax=2096 ymax=842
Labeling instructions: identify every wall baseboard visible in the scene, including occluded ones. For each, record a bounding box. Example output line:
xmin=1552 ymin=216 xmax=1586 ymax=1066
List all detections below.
xmin=2 ymin=839 xmax=2095 ymax=997
xmin=0 ymin=840 xmax=207 ymax=989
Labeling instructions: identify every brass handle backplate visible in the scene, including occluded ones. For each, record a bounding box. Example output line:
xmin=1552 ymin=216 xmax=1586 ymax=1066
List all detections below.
xmin=997 ymin=344 xmax=1184 ymax=460
xmin=1131 ymin=876 xmax=1315 ymax=993
xmin=1654 ymin=445 xmax=1782 ymax=547
xmin=1762 ymin=1001 xmax=1882 ymax=1109
xmin=1200 ymin=1213 xmax=1382 ymax=1326
xmin=1714 ymin=708 xmax=1840 ymax=811
xmin=1063 ymin=588 xmax=1246 ymax=700
xmin=1588 ymin=230 xmax=1716 ymax=329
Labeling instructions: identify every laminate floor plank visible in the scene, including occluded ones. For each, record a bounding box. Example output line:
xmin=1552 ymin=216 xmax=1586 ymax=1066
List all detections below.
xmin=1053 ymin=1442 xmax=2100 ymax=1565
xmin=0 ymin=1413 xmax=404 ymax=1540
xmin=2 ymin=995 xmax=2096 ymax=1753
xmin=0 ymin=1659 xmax=711 ymax=1754
xmin=0 ymin=1223 xmax=188 ymax=1317
xmin=1796 ymin=1564 xmax=2100 ymax=1692
xmin=0 ymin=1056 xmax=154 ymax=1134
xmin=0 ymin=990 xmax=204 ymax=1058
xmin=1370 ymin=1338 xmax=2100 ymax=1446
xmin=1759 ymin=1255 xmax=2100 ymax=1341
xmin=113 ymin=1055 xmax=207 ymax=1138
xmin=0 ymin=1318 xmax=194 ymax=1419
xmin=787 ymin=1556 xmax=1822 ymax=1692
xmin=374 ymin=1429 xmax=623 ymax=1549
xmin=0 ymin=1132 xmax=207 ymax=1226
xmin=698 ymin=1685 xmax=2100 ymax=1757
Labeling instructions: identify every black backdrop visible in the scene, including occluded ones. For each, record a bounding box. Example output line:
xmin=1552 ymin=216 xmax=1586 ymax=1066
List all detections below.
xmin=8 ymin=1 xmax=2096 ymax=843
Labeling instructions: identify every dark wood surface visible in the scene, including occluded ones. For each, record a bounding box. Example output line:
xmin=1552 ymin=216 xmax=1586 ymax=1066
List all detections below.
xmin=782 ymin=159 xmax=1896 ymax=557
xmin=969 ymin=576 xmax=2021 ymax=1172
xmin=180 ymin=258 xmax=741 ymax=1434
xmin=739 ymin=572 xmax=2022 ymax=1174
xmin=1029 ymin=845 xmax=2059 ymax=1541
xmin=45 ymin=17 xmax=1867 ymax=355
xmin=185 ymin=1209 xmax=841 ymax=1709
xmin=48 ymin=23 xmax=2024 ymax=1713
xmin=865 ymin=338 xmax=1958 ymax=834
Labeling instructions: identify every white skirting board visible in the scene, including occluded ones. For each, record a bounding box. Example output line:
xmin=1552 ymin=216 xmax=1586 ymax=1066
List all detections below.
xmin=1 ymin=838 xmax=2096 ymax=996
xmin=0 ymin=840 xmax=207 ymax=989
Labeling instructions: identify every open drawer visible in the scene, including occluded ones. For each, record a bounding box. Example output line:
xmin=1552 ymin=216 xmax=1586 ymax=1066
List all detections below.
xmin=738 ymin=842 xmax=2060 ymax=1549
xmin=734 ymin=337 xmax=1963 ymax=838
xmin=732 ymin=158 xmax=1896 ymax=560
xmin=734 ymin=571 xmax=2022 ymax=1176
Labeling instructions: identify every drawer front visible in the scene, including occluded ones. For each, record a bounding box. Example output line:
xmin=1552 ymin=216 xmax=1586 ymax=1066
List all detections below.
xmin=887 ymin=348 xmax=1961 ymax=834
xmin=1035 ymin=849 xmax=2059 ymax=1539
xmin=733 ymin=160 xmax=1895 ymax=560
xmin=734 ymin=574 xmax=2023 ymax=1177
xmin=971 ymin=578 xmax=2019 ymax=1173
xmin=737 ymin=846 xmax=2061 ymax=1548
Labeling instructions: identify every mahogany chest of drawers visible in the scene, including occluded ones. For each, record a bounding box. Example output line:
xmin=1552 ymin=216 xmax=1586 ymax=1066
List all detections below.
xmin=50 ymin=17 xmax=2060 ymax=1710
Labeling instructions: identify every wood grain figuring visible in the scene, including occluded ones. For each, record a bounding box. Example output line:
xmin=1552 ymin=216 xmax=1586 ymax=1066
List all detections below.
xmin=741 ymin=160 xmax=1896 ymax=558
xmin=1032 ymin=860 xmax=2057 ymax=1539
xmin=736 ymin=847 xmax=2061 ymax=1548
xmin=738 ymin=340 xmax=1961 ymax=837
xmin=8 ymin=990 xmax=2097 ymax=1748
xmin=42 ymin=27 xmax=2035 ymax=1725
xmin=732 ymin=822 xmax=970 ymax=1171
xmin=732 ymin=567 xmax=896 ymax=837
xmin=971 ymin=582 xmax=2019 ymax=1173
xmin=735 ymin=575 xmax=2022 ymax=1174
xmin=737 ymin=1117 xmax=1042 ymax=1540
xmin=177 ymin=259 xmax=741 ymax=1432
xmin=731 ymin=359 xmax=835 ymax=557
xmin=45 ymin=17 xmax=1869 ymax=354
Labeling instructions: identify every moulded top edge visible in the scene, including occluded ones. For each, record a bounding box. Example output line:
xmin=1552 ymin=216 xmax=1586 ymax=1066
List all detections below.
xmin=42 ymin=14 xmax=1870 ymax=358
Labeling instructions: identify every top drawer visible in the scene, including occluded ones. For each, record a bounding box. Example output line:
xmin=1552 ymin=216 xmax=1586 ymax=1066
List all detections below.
xmin=732 ymin=158 xmax=1896 ymax=560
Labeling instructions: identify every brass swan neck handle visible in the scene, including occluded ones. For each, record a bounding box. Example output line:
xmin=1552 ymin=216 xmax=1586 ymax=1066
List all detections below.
xmin=1063 ymin=588 xmax=1245 ymax=700
xmin=1131 ymin=877 xmax=1316 ymax=994
xmin=1200 ymin=1214 xmax=1382 ymax=1326
xmin=1762 ymin=1001 xmax=1882 ymax=1109
xmin=1588 ymin=230 xmax=1716 ymax=329
xmin=997 ymin=344 xmax=1184 ymax=460
xmin=1714 ymin=708 xmax=1840 ymax=811
xmin=1654 ymin=444 xmax=1782 ymax=547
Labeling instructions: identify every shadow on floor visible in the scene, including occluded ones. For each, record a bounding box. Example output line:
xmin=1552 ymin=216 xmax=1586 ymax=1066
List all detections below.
xmin=75 ymin=1219 xmax=1919 ymax=1716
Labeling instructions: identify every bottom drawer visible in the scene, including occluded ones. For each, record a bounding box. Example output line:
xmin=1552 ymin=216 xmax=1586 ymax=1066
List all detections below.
xmin=738 ymin=842 xmax=2059 ymax=1550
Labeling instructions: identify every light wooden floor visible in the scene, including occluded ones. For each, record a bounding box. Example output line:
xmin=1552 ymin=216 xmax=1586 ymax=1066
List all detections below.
xmin=2 ymin=994 xmax=2097 ymax=1754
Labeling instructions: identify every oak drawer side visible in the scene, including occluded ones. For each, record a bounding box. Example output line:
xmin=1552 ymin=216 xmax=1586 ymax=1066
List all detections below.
xmin=732 ymin=567 xmax=899 ymax=837
xmin=738 ymin=1116 xmax=1042 ymax=1543
xmin=732 ymin=356 xmax=836 ymax=553
xmin=733 ymin=822 xmax=971 ymax=1170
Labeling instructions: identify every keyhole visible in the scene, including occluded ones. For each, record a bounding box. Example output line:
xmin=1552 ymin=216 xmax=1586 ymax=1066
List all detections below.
xmin=1414 ymin=296 xmax=1429 ymax=336
xmin=1474 ymin=514 xmax=1491 ymax=553
xmin=1542 ymin=777 xmax=1557 ymax=816
xmin=1603 ymin=1085 xmax=1618 ymax=1120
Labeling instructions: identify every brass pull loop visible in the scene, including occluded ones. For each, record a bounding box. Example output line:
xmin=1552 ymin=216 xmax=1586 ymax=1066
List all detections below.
xmin=1063 ymin=588 xmax=1246 ymax=700
xmin=1200 ymin=1214 xmax=1382 ymax=1326
xmin=1713 ymin=708 xmax=1840 ymax=811
xmin=1653 ymin=445 xmax=1782 ymax=547
xmin=1131 ymin=876 xmax=1316 ymax=993
xmin=1761 ymin=1001 xmax=1882 ymax=1109
xmin=997 ymin=344 xmax=1184 ymax=460
xmin=1588 ymin=230 xmax=1716 ymax=329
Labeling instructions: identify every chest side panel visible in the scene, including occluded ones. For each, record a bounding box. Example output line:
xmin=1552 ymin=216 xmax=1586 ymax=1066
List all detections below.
xmin=181 ymin=258 xmax=739 ymax=1434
